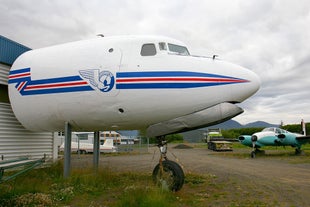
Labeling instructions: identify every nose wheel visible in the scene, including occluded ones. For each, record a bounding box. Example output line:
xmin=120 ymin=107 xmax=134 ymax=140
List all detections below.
xmin=152 ymin=136 xmax=184 ymax=191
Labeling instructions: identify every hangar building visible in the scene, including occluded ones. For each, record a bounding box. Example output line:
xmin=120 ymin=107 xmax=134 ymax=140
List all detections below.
xmin=0 ymin=35 xmax=57 ymax=161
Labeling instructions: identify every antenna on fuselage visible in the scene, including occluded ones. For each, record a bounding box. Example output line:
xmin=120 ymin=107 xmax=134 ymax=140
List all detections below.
xmin=212 ymin=55 xmax=218 ymax=60
xmin=97 ymin=34 xmax=104 ymax=37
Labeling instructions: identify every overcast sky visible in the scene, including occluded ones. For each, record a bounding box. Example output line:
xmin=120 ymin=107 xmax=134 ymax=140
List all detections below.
xmin=1 ymin=0 xmax=310 ymax=125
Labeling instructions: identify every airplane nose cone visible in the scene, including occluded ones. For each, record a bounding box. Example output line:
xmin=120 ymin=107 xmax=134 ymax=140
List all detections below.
xmin=229 ymin=65 xmax=261 ymax=103
xmin=247 ymin=70 xmax=261 ymax=97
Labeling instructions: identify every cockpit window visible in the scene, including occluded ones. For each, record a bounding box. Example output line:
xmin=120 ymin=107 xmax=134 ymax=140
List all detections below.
xmin=141 ymin=43 xmax=156 ymax=56
xmin=168 ymin=43 xmax=190 ymax=55
xmin=159 ymin=42 xmax=167 ymax=50
xmin=262 ymin=128 xmax=274 ymax=132
xmin=262 ymin=127 xmax=288 ymax=134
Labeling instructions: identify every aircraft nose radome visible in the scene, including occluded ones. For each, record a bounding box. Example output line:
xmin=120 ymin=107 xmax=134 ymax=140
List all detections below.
xmin=229 ymin=66 xmax=260 ymax=103
xmin=246 ymin=69 xmax=261 ymax=97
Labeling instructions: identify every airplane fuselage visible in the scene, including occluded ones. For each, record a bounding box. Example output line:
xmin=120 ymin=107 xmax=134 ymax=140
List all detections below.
xmin=9 ymin=35 xmax=260 ymax=136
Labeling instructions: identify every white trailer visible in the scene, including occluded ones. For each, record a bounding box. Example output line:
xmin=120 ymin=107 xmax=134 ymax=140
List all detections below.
xmin=59 ymin=138 xmax=117 ymax=154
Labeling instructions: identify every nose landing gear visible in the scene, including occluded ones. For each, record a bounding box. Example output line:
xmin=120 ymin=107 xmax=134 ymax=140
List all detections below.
xmin=152 ymin=136 xmax=185 ymax=191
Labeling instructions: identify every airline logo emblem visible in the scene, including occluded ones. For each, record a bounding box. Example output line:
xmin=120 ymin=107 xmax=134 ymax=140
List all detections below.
xmin=79 ymin=69 xmax=115 ymax=92
xmin=9 ymin=68 xmax=249 ymax=96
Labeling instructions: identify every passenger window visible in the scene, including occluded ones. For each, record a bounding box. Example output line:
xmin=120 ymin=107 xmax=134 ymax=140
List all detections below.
xmin=141 ymin=44 xmax=156 ymax=56
xmin=159 ymin=42 xmax=167 ymax=50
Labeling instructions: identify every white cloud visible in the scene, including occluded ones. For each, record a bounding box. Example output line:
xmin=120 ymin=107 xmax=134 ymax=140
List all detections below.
xmin=1 ymin=0 xmax=310 ymax=124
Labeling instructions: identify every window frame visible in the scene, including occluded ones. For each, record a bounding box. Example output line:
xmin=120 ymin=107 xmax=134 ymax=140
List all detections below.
xmin=140 ymin=43 xmax=157 ymax=56
xmin=167 ymin=43 xmax=190 ymax=56
xmin=159 ymin=42 xmax=167 ymax=51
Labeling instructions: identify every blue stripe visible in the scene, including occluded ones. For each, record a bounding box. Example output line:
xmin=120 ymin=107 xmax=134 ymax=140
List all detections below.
xmin=116 ymin=82 xmax=239 ymax=89
xmin=15 ymin=82 xmax=27 ymax=90
xmin=8 ymin=77 xmax=31 ymax=84
xmin=21 ymin=86 xmax=93 ymax=95
xmin=9 ymin=69 xmax=248 ymax=95
xmin=29 ymin=75 xmax=83 ymax=85
xmin=116 ymin=71 xmax=236 ymax=79
xmin=9 ymin=68 xmax=30 ymax=75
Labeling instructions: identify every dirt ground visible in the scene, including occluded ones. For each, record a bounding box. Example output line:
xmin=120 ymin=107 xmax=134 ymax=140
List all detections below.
xmin=71 ymin=144 xmax=310 ymax=206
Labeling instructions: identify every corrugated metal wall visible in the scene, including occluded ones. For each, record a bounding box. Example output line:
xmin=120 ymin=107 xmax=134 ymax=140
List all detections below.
xmin=0 ymin=35 xmax=56 ymax=162
xmin=0 ymin=63 xmax=9 ymax=85
xmin=0 ymin=35 xmax=31 ymax=65
xmin=0 ymin=102 xmax=54 ymax=160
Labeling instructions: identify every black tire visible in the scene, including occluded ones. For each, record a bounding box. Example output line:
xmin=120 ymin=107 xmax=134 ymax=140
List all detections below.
xmin=152 ymin=160 xmax=184 ymax=191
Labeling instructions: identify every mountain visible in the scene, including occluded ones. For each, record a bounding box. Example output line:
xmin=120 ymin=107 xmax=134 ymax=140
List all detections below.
xmin=204 ymin=120 xmax=242 ymax=129
xmin=203 ymin=120 xmax=278 ymax=130
xmin=118 ymin=121 xmax=278 ymax=139
xmin=182 ymin=120 xmax=279 ymax=143
xmin=244 ymin=121 xmax=279 ymax=128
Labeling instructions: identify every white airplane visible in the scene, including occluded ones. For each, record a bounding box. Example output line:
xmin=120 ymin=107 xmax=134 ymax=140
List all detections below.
xmin=8 ymin=35 xmax=260 ymax=191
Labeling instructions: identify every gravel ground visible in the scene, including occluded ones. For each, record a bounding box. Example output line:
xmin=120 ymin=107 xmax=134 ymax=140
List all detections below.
xmin=71 ymin=144 xmax=310 ymax=206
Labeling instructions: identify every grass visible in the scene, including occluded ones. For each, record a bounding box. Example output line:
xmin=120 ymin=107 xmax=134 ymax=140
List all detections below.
xmin=3 ymin=143 xmax=308 ymax=206
xmin=0 ymin=161 xmax=180 ymax=207
xmin=195 ymin=142 xmax=310 ymax=162
xmin=0 ymin=159 xmax=282 ymax=207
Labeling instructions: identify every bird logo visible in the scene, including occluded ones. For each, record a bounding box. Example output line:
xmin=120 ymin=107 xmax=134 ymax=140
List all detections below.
xmin=79 ymin=69 xmax=115 ymax=92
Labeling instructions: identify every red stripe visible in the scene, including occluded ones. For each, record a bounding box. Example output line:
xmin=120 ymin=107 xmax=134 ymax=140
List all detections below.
xmin=116 ymin=77 xmax=246 ymax=83
xmin=17 ymin=82 xmax=27 ymax=91
xmin=26 ymin=81 xmax=88 ymax=89
xmin=218 ymin=79 xmax=247 ymax=83
xmin=9 ymin=73 xmax=31 ymax=79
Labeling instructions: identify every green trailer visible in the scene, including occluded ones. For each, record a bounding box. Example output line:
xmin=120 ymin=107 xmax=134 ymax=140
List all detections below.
xmin=205 ymin=128 xmax=233 ymax=151
xmin=208 ymin=140 xmax=233 ymax=151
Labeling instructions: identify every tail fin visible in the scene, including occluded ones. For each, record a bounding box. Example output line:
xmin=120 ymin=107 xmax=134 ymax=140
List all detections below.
xmin=103 ymin=138 xmax=114 ymax=147
xmin=301 ymin=119 xmax=306 ymax=136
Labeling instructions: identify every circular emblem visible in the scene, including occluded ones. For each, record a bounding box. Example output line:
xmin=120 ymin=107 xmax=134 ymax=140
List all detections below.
xmin=98 ymin=71 xmax=115 ymax=92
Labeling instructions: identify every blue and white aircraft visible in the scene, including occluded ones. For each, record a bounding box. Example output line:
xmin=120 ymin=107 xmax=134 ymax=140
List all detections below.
xmin=8 ymin=35 xmax=260 ymax=191
xmin=239 ymin=120 xmax=310 ymax=158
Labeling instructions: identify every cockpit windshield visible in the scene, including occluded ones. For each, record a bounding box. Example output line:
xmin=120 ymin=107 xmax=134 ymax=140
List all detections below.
xmin=168 ymin=43 xmax=190 ymax=56
xmin=262 ymin=128 xmax=274 ymax=132
xmin=262 ymin=127 xmax=287 ymax=134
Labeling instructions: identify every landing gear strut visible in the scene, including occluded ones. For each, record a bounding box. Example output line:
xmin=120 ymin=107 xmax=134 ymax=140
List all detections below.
xmin=251 ymin=150 xmax=256 ymax=158
xmin=295 ymin=148 xmax=303 ymax=155
xmin=152 ymin=136 xmax=184 ymax=191
xmin=251 ymin=139 xmax=256 ymax=158
xmin=251 ymin=148 xmax=265 ymax=158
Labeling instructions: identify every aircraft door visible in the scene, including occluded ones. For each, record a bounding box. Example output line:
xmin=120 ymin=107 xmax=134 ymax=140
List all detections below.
xmin=98 ymin=47 xmax=122 ymax=97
